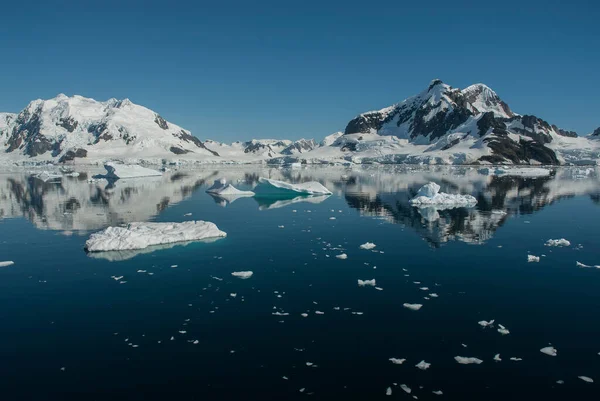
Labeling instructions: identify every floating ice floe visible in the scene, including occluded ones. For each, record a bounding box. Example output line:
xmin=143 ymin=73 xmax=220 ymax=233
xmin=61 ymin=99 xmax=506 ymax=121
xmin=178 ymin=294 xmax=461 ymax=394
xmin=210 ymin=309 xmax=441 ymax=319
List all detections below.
xmin=0 ymin=261 xmax=15 ymax=267
xmin=400 ymin=384 xmax=411 ymax=394
xmin=478 ymin=320 xmax=495 ymax=328
xmin=527 ymin=255 xmax=540 ymax=263
xmin=576 ymin=261 xmax=600 ymax=268
xmin=336 ymin=253 xmax=348 ymax=260
xmin=403 ymin=303 xmax=423 ymax=311
xmin=359 ymin=242 xmax=376 ymax=250
xmin=389 ymin=358 xmax=406 ymax=365
xmin=358 ymin=279 xmax=376 ymax=287
xmin=206 ymin=178 xmax=255 ymax=197
xmin=454 ymin=356 xmax=483 ymax=365
xmin=231 ymin=271 xmax=253 ymax=279
xmin=545 ymin=238 xmax=571 ymax=247
xmin=497 ymin=324 xmax=510 ymax=335
xmin=578 ymin=376 xmax=594 ymax=383
xmin=103 ymin=162 xmax=162 ymax=179
xmin=85 ymin=221 xmax=226 ymax=252
xmin=540 ymin=346 xmax=557 ymax=356
xmin=386 ymin=387 xmax=392 ymax=396
xmin=33 ymin=171 xmax=62 ymax=182
xmin=253 ymin=177 xmax=332 ymax=197
xmin=432 ymin=390 xmax=443 ymax=395
xmin=409 ymin=182 xmax=477 ymax=207
xmin=415 ymin=360 xmax=431 ymax=370
xmin=494 ymin=354 xmax=502 ymax=362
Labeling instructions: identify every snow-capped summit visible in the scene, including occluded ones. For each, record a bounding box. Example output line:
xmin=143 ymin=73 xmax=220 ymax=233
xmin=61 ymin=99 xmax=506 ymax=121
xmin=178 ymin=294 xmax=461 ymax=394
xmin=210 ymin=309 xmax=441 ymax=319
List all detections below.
xmin=1 ymin=94 xmax=218 ymax=162
xmin=591 ymin=127 xmax=600 ymax=138
xmin=462 ymin=84 xmax=514 ymax=118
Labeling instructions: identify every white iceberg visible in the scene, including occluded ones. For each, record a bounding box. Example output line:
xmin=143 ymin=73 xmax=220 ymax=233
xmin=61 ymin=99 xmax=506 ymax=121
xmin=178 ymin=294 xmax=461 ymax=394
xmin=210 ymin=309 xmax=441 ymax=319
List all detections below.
xmin=33 ymin=171 xmax=62 ymax=182
xmin=493 ymin=354 xmax=502 ymax=362
xmin=85 ymin=221 xmax=226 ymax=252
xmin=415 ymin=360 xmax=431 ymax=370
xmin=527 ymin=255 xmax=540 ymax=262
xmin=540 ymin=346 xmax=557 ymax=356
xmin=255 ymin=194 xmax=330 ymax=210
xmin=358 ymin=279 xmax=376 ymax=287
xmin=359 ymin=242 xmax=376 ymax=250
xmin=389 ymin=358 xmax=406 ymax=365
xmin=231 ymin=271 xmax=253 ymax=279
xmin=578 ymin=376 xmax=594 ymax=383
xmin=410 ymin=182 xmax=477 ymax=206
xmin=0 ymin=261 xmax=15 ymax=267
xmin=478 ymin=320 xmax=495 ymax=328
xmin=454 ymin=356 xmax=483 ymax=365
xmin=206 ymin=178 xmax=255 ymax=197
xmin=403 ymin=303 xmax=423 ymax=311
xmin=253 ymin=177 xmax=332 ymax=197
xmin=545 ymin=239 xmax=571 ymax=247
xmin=336 ymin=253 xmax=348 ymax=260
xmin=103 ymin=162 xmax=162 ymax=179
xmin=576 ymin=261 xmax=600 ymax=268
xmin=400 ymin=384 xmax=411 ymax=394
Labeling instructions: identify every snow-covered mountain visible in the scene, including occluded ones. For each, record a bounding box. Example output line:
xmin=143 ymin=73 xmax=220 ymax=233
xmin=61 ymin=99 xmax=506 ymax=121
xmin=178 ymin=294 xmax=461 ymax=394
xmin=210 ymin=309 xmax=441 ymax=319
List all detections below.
xmin=1 ymin=85 xmax=598 ymax=166
xmin=0 ymin=94 xmax=220 ymax=163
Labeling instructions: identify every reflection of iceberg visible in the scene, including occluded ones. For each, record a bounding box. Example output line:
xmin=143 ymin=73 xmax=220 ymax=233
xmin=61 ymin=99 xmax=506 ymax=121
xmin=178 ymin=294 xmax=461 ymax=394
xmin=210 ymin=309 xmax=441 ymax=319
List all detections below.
xmin=85 ymin=221 xmax=227 ymax=252
xmin=255 ymin=194 xmax=330 ymax=210
xmin=410 ymin=182 xmax=477 ymax=207
xmin=86 ymin=239 xmax=221 ymax=261
xmin=103 ymin=162 xmax=162 ymax=179
xmin=253 ymin=177 xmax=332 ymax=198
xmin=32 ymin=171 xmax=62 ymax=182
xmin=208 ymin=192 xmax=255 ymax=207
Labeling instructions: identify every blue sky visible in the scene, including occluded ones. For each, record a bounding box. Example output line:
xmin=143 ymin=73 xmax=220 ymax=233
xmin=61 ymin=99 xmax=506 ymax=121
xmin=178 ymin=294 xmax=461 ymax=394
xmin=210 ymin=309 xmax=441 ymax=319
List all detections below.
xmin=0 ymin=0 xmax=598 ymax=142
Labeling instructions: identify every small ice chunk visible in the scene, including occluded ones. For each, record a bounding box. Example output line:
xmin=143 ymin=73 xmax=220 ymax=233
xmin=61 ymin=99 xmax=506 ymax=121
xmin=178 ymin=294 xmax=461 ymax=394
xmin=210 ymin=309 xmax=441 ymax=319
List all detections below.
xmin=497 ymin=324 xmax=510 ymax=335
xmin=454 ymin=356 xmax=483 ymax=365
xmin=540 ymin=346 xmax=557 ymax=357
xmin=315 ymin=311 xmax=324 ymax=315
xmin=510 ymin=357 xmax=522 ymax=361
xmin=358 ymin=279 xmax=376 ymax=287
xmin=578 ymin=376 xmax=594 ymax=383
xmin=419 ymin=287 xmax=429 ymax=291
xmin=301 ymin=313 xmax=308 ymax=317
xmin=389 ymin=358 xmax=406 ymax=365
xmin=429 ymin=293 xmax=439 ymax=298
xmin=0 ymin=261 xmax=15 ymax=267
xmin=386 ymin=387 xmax=392 ymax=396
xmin=403 ymin=303 xmax=423 ymax=311
xmin=545 ymin=239 xmax=571 ymax=247
xmin=432 ymin=390 xmax=443 ymax=395
xmin=231 ymin=271 xmax=253 ymax=279
xmin=359 ymin=242 xmax=376 ymax=250
xmin=400 ymin=384 xmax=412 ymax=394
xmin=527 ymin=255 xmax=540 ymax=263
xmin=415 ymin=360 xmax=431 ymax=370
xmin=230 ymin=293 xmax=237 ymax=298
xmin=336 ymin=253 xmax=348 ymax=260
xmin=494 ymin=354 xmax=502 ymax=362
xmin=478 ymin=320 xmax=495 ymax=328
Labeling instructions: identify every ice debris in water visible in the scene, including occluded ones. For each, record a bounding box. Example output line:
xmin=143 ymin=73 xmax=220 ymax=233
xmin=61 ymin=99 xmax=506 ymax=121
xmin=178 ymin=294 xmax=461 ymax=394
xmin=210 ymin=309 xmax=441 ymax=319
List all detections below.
xmin=389 ymin=358 xmax=406 ymax=365
xmin=0 ymin=261 xmax=15 ymax=267
xmin=478 ymin=320 xmax=495 ymax=328
xmin=335 ymin=253 xmax=348 ymax=260
xmin=545 ymin=239 xmax=571 ymax=247
xmin=358 ymin=279 xmax=376 ymax=287
xmin=497 ymin=324 xmax=510 ymax=335
xmin=415 ymin=360 xmax=431 ymax=370
xmin=206 ymin=178 xmax=255 ymax=197
xmin=540 ymin=346 xmax=557 ymax=356
xmin=494 ymin=354 xmax=502 ymax=362
xmin=576 ymin=261 xmax=600 ymax=268
xmin=433 ymin=390 xmax=443 ymax=395
xmin=578 ymin=376 xmax=594 ymax=383
xmin=454 ymin=356 xmax=483 ymax=365
xmin=527 ymin=255 xmax=540 ymax=263
xmin=231 ymin=271 xmax=253 ymax=279
xmin=410 ymin=182 xmax=477 ymax=206
xmin=403 ymin=303 xmax=423 ymax=311
xmin=359 ymin=242 xmax=376 ymax=250
xmin=510 ymin=357 xmax=523 ymax=361
xmin=400 ymin=384 xmax=411 ymax=394
xmin=85 ymin=221 xmax=226 ymax=251
xmin=386 ymin=387 xmax=392 ymax=396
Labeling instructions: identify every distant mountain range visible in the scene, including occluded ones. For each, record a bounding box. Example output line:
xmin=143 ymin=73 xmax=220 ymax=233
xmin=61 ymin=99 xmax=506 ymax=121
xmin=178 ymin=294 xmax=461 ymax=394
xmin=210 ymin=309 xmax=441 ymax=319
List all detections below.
xmin=1 ymin=81 xmax=598 ymax=165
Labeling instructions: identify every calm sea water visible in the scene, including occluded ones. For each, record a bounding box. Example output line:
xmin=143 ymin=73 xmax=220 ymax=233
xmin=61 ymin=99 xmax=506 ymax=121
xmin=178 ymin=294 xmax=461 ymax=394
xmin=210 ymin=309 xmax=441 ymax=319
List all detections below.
xmin=0 ymin=165 xmax=599 ymax=400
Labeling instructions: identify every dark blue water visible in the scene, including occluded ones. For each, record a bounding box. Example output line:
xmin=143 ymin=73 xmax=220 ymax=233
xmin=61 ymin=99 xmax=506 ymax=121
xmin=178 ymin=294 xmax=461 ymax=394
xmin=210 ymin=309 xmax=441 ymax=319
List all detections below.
xmin=0 ymin=166 xmax=599 ymax=400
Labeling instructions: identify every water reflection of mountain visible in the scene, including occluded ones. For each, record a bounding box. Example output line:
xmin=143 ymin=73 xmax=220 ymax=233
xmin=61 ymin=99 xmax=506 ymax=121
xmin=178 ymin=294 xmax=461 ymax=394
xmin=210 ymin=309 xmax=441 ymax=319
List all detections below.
xmin=0 ymin=166 xmax=598 ymax=244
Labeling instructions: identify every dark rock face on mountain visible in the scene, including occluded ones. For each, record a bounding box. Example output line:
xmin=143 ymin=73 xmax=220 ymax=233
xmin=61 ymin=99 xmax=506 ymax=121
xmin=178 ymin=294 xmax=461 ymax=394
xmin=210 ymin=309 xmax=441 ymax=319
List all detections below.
xmin=281 ymin=139 xmax=317 ymax=155
xmin=591 ymin=127 xmax=600 ymax=137
xmin=341 ymin=80 xmax=587 ymax=165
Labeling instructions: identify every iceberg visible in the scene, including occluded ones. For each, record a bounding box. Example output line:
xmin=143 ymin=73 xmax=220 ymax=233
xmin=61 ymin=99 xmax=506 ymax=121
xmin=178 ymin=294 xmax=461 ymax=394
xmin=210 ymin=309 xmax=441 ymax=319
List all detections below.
xmin=231 ymin=271 xmax=253 ymax=279
xmin=415 ymin=360 xmax=431 ymax=370
xmin=103 ymin=162 xmax=162 ymax=179
xmin=545 ymin=238 xmax=571 ymax=247
xmin=359 ymin=242 xmax=376 ymax=250
xmin=403 ymin=303 xmax=423 ymax=311
xmin=33 ymin=171 xmax=62 ymax=182
xmin=358 ymin=279 xmax=376 ymax=287
xmin=86 ymin=240 xmax=212 ymax=261
xmin=540 ymin=346 xmax=557 ymax=356
xmin=527 ymin=255 xmax=540 ymax=262
xmin=206 ymin=178 xmax=255 ymax=197
xmin=0 ymin=261 xmax=15 ymax=267
xmin=410 ymin=182 xmax=477 ymax=206
xmin=454 ymin=356 xmax=483 ymax=365
xmin=85 ymin=221 xmax=226 ymax=252
xmin=389 ymin=358 xmax=406 ymax=365
xmin=253 ymin=177 xmax=332 ymax=197
xmin=254 ymin=194 xmax=330 ymax=210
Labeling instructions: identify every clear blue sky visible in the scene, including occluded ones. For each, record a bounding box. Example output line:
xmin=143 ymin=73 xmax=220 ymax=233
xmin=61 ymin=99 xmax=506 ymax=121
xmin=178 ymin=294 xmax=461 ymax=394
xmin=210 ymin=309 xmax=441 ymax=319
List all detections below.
xmin=0 ymin=0 xmax=598 ymax=141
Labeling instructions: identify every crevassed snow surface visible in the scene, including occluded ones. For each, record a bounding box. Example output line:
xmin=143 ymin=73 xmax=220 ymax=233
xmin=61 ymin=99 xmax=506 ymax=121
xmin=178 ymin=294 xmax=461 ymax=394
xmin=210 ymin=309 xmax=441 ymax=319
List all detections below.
xmin=86 ymin=221 xmax=226 ymax=251
xmin=410 ymin=182 xmax=477 ymax=206
xmin=253 ymin=177 xmax=332 ymax=197
xmin=103 ymin=163 xmax=162 ymax=179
